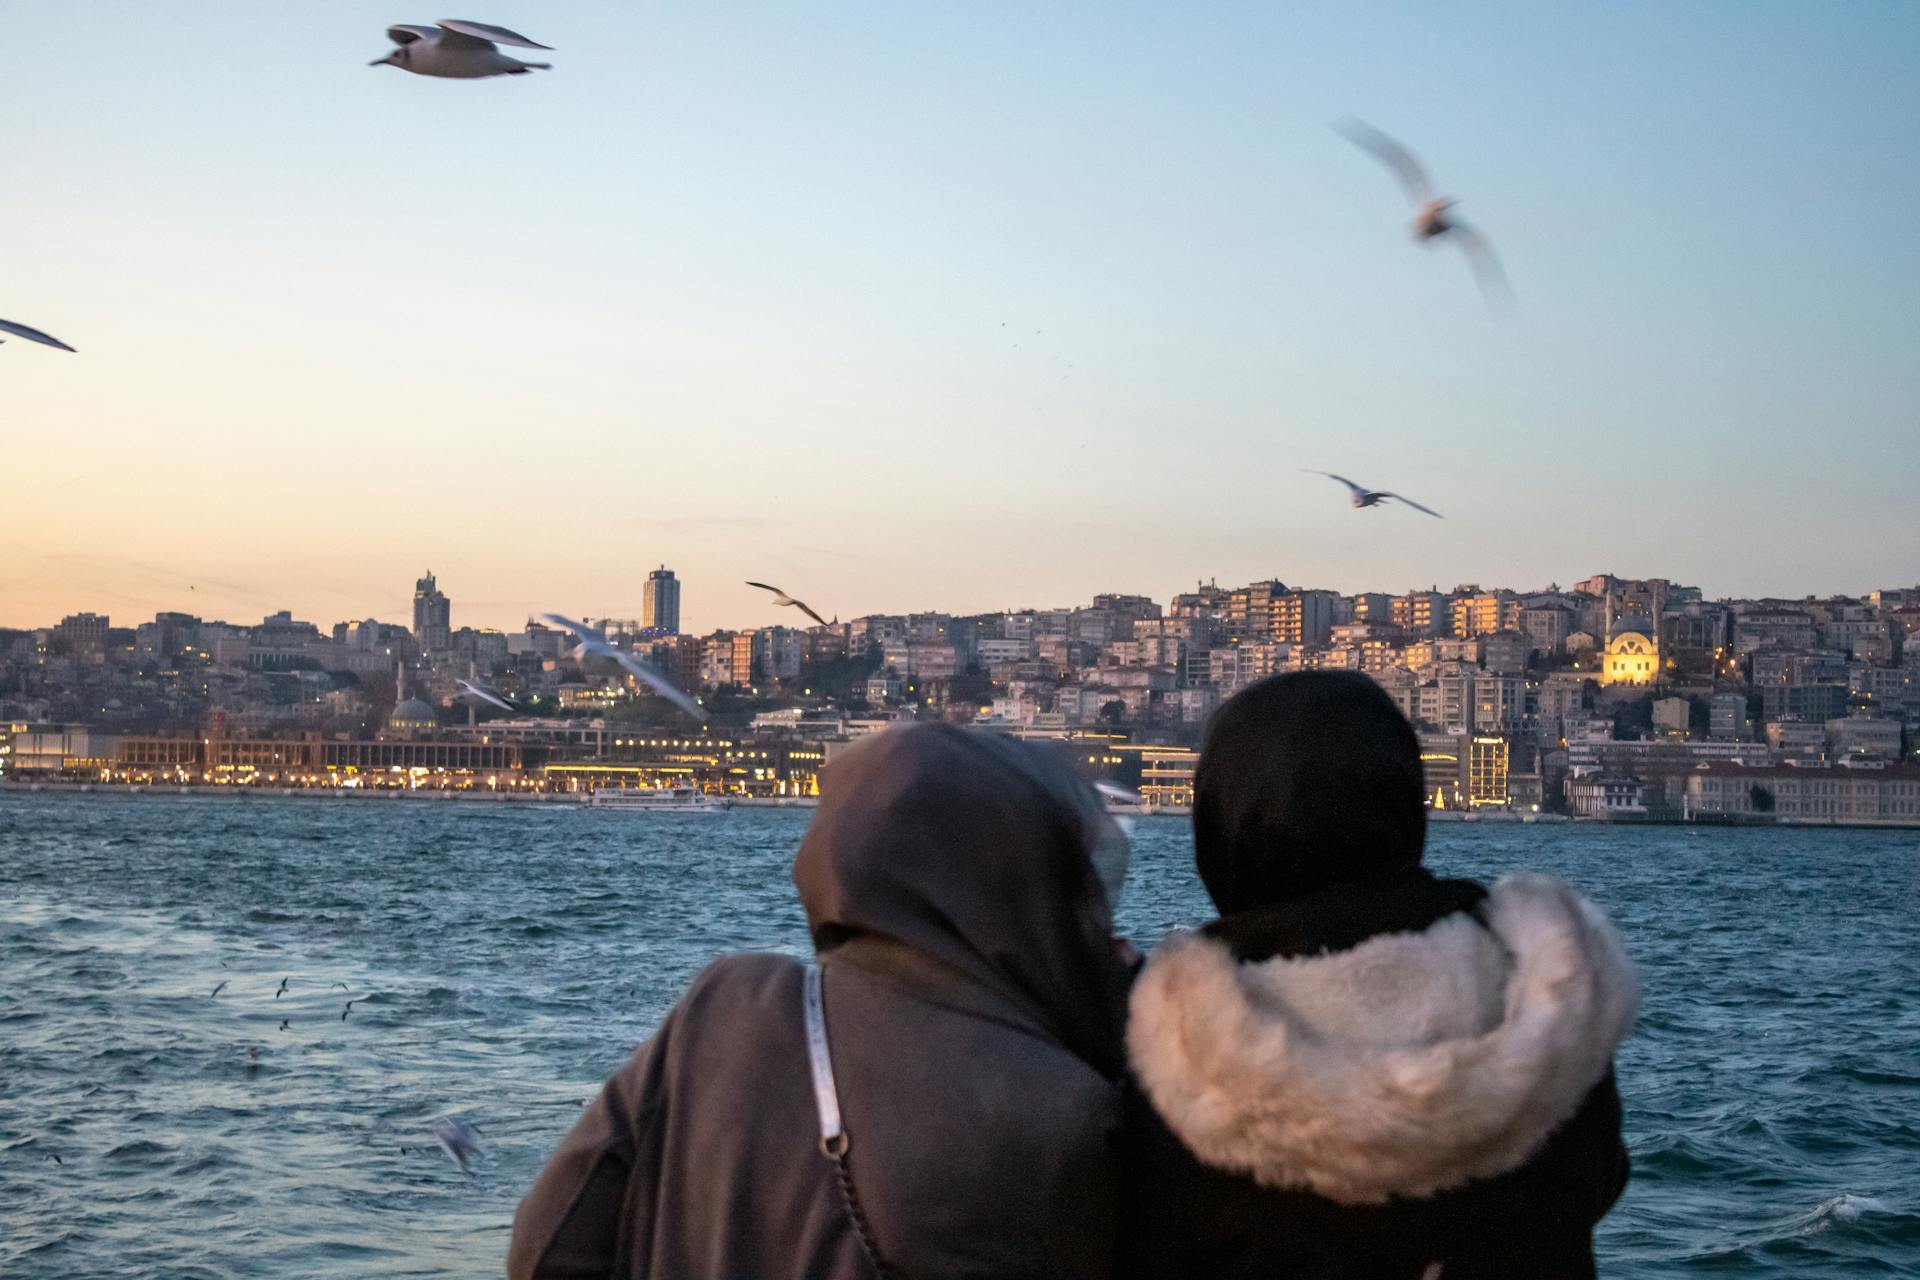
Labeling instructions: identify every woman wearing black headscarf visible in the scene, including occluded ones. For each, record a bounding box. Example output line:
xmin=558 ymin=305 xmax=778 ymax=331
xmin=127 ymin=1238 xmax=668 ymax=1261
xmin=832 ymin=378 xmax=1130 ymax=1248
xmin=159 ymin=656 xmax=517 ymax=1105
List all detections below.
xmin=509 ymin=724 xmax=1135 ymax=1279
xmin=1125 ymin=672 xmax=1638 ymax=1279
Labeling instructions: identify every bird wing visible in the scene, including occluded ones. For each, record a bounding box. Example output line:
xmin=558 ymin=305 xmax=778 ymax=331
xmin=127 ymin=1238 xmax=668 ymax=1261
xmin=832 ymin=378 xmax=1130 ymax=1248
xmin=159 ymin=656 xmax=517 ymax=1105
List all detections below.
xmin=1304 ymin=469 xmax=1368 ymax=498
xmin=535 ymin=612 xmax=604 ymax=645
xmin=0 ymin=319 xmax=76 ymax=352
xmin=793 ymin=600 xmax=829 ymax=628
xmin=1445 ymin=221 xmax=1514 ymax=311
xmin=1331 ymin=117 xmax=1433 ymax=206
xmin=1380 ymin=492 xmax=1445 ymax=519
xmin=386 ymin=24 xmax=439 ymax=45
xmin=607 ymin=649 xmax=708 ymax=722
xmin=438 ymin=19 xmax=552 ymax=49
xmin=745 ymin=581 xmax=782 ymax=595
xmin=458 ymin=680 xmax=514 ymax=712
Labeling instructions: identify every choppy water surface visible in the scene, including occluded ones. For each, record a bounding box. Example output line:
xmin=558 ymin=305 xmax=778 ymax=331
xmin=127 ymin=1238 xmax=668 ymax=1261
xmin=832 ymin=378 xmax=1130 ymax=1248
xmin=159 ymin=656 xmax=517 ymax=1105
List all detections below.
xmin=1 ymin=794 xmax=1915 ymax=1277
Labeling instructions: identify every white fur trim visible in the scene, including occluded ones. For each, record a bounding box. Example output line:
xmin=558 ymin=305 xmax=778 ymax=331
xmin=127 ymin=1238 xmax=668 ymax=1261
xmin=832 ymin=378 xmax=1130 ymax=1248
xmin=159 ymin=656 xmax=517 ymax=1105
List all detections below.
xmin=1127 ymin=874 xmax=1639 ymax=1204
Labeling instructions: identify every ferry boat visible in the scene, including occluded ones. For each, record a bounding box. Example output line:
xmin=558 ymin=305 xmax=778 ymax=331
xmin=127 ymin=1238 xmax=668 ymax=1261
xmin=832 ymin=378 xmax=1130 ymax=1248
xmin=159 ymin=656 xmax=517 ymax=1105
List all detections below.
xmin=586 ymin=785 xmax=731 ymax=813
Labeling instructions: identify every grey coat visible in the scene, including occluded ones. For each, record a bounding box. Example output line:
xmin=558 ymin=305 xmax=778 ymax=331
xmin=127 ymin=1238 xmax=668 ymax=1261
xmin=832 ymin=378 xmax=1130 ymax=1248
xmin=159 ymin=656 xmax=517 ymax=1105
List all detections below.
xmin=508 ymin=726 xmax=1133 ymax=1279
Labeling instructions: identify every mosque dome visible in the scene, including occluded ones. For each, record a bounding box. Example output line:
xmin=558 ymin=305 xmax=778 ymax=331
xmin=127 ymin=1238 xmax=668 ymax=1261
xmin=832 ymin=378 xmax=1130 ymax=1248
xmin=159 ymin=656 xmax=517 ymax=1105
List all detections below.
xmin=389 ymin=697 xmax=438 ymax=732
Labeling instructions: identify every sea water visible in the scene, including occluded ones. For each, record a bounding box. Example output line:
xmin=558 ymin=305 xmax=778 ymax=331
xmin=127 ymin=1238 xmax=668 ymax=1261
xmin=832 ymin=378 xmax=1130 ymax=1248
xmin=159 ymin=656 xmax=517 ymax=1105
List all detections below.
xmin=1 ymin=794 xmax=1915 ymax=1276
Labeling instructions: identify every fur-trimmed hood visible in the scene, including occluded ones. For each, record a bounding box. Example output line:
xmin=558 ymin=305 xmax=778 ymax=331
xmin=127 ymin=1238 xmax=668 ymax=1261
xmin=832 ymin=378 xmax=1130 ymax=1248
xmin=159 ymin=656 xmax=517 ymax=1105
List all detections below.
xmin=1128 ymin=874 xmax=1638 ymax=1205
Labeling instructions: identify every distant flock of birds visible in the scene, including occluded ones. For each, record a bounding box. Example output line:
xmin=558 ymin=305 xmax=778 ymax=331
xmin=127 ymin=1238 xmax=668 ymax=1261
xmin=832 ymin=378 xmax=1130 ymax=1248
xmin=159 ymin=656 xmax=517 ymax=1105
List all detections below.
xmin=195 ymin=973 xmax=485 ymax=1173
xmin=7 ymin=17 xmax=1472 ymax=521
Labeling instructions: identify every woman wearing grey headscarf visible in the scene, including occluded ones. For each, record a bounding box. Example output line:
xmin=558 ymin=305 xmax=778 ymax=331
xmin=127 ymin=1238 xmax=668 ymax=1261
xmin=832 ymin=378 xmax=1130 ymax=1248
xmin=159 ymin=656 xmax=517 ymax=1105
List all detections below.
xmin=510 ymin=724 xmax=1134 ymax=1279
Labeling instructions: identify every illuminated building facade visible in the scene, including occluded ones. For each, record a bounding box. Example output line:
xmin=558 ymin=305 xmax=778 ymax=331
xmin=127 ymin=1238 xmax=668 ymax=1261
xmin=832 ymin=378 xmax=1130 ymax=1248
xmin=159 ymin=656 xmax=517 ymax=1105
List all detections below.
xmin=1602 ymin=630 xmax=1659 ymax=685
xmin=1469 ymin=736 xmax=1511 ymax=807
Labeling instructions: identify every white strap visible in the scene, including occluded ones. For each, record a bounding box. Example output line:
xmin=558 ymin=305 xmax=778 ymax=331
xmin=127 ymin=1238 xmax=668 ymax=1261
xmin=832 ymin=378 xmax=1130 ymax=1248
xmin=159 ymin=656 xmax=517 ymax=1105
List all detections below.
xmin=803 ymin=964 xmax=844 ymax=1147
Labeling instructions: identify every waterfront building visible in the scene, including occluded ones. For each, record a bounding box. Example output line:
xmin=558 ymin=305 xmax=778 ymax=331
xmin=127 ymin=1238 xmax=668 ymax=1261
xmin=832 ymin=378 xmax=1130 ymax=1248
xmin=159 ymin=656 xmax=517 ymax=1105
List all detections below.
xmin=1468 ymin=736 xmax=1511 ymax=807
xmin=1566 ymin=774 xmax=1648 ymax=819
xmin=1138 ymin=746 xmax=1199 ymax=807
xmin=1685 ymin=764 xmax=1920 ymax=825
xmin=1417 ymin=730 xmax=1468 ymax=809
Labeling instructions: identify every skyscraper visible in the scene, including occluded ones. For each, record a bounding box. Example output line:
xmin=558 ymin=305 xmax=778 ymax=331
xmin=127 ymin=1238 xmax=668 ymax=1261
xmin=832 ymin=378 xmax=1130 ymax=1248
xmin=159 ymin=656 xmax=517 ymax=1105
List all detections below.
xmin=643 ymin=567 xmax=681 ymax=635
xmin=413 ymin=571 xmax=451 ymax=651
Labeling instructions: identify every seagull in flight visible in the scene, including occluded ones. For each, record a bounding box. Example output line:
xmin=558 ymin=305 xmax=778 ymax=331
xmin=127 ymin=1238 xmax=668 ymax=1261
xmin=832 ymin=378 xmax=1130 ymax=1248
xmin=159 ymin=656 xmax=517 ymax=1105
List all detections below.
xmin=746 ymin=582 xmax=829 ymax=628
xmin=536 ymin=613 xmax=706 ymax=721
xmin=1332 ymin=117 xmax=1510 ymax=308
xmin=371 ymin=20 xmax=552 ymax=78
xmin=210 ymin=981 xmax=229 ymax=998
xmin=275 ymin=977 xmax=291 ymax=998
xmin=432 ymin=1117 xmax=485 ymax=1173
xmin=1 ymin=319 xmax=76 ymax=352
xmin=1304 ymin=471 xmax=1444 ymax=518
xmin=456 ymin=678 xmax=514 ymax=713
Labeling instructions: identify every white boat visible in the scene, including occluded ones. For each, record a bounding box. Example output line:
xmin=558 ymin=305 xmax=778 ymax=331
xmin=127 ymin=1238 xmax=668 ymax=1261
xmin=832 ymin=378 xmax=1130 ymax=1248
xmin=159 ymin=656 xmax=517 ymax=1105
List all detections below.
xmin=586 ymin=785 xmax=731 ymax=813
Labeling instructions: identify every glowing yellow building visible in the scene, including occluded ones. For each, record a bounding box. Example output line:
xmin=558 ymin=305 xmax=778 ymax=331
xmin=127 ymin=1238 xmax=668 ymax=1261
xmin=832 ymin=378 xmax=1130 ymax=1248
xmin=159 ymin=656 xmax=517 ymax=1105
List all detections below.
xmin=1602 ymin=629 xmax=1660 ymax=685
xmin=1469 ymin=736 xmax=1511 ymax=807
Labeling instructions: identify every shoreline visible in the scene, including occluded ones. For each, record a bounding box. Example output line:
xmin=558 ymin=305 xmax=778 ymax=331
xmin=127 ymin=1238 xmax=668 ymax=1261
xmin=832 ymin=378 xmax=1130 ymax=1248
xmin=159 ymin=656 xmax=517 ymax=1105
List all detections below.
xmin=0 ymin=780 xmax=816 ymax=807
xmin=4 ymin=781 xmax=1918 ymax=828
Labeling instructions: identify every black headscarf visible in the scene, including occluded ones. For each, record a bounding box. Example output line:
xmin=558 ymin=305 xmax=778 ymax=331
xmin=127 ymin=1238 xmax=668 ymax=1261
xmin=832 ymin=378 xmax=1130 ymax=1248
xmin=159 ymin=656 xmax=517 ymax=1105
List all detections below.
xmin=793 ymin=724 xmax=1132 ymax=1079
xmin=1193 ymin=671 xmax=1428 ymax=914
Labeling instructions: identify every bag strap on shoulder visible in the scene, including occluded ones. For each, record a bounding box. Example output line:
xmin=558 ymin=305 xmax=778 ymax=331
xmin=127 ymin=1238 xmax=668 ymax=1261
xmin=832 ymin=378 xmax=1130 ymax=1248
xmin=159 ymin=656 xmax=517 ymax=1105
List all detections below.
xmin=803 ymin=963 xmax=892 ymax=1278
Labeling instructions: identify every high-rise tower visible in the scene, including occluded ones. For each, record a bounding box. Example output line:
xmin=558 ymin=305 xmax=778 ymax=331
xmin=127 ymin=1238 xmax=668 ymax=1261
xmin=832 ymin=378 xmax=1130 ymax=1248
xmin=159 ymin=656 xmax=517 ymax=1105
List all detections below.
xmin=413 ymin=571 xmax=451 ymax=650
xmin=643 ymin=566 xmax=681 ymax=635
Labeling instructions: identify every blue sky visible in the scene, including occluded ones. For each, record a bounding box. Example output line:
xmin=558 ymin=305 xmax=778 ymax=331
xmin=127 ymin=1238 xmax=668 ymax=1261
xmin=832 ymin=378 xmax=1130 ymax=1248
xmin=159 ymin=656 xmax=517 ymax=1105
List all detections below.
xmin=3 ymin=2 xmax=1915 ymax=631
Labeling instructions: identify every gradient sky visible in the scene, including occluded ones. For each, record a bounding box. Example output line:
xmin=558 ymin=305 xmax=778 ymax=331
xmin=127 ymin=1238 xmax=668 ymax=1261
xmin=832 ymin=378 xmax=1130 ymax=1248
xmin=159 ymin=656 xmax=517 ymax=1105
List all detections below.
xmin=3 ymin=2 xmax=1916 ymax=633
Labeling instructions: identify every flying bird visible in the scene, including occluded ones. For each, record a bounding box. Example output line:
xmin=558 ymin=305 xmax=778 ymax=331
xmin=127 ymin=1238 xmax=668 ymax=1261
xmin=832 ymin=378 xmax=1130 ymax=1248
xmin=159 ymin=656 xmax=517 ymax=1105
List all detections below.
xmin=456 ymin=678 xmax=515 ymax=713
xmin=0 ymin=319 xmax=76 ymax=352
xmin=1332 ymin=117 xmax=1511 ymax=308
xmin=370 ymin=20 xmax=552 ymax=78
xmin=745 ymin=582 xmax=829 ymax=628
xmin=1304 ymin=471 xmax=1444 ymax=518
xmin=536 ymin=613 xmax=706 ymax=722
xmin=210 ymin=981 xmax=229 ymax=998
xmin=342 ymin=1000 xmax=356 ymax=1022
xmin=278 ymin=1019 xmax=291 ymax=1031
xmin=432 ymin=1117 xmax=485 ymax=1173
xmin=275 ymin=977 xmax=290 ymax=998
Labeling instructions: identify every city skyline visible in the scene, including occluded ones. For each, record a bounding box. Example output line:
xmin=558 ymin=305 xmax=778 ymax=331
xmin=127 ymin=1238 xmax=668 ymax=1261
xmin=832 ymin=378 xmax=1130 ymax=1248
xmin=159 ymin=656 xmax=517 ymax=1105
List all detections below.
xmin=9 ymin=567 xmax=1914 ymax=821
xmin=7 ymin=563 xmax=1920 ymax=639
xmin=4 ymin=4 xmax=1917 ymax=626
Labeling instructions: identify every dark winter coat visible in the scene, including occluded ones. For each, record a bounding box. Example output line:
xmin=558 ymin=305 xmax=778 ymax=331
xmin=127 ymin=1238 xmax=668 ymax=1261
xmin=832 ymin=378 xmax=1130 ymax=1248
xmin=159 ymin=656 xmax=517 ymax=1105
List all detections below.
xmin=1123 ymin=672 xmax=1639 ymax=1280
xmin=1125 ymin=868 xmax=1636 ymax=1279
xmin=508 ymin=724 xmax=1134 ymax=1279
